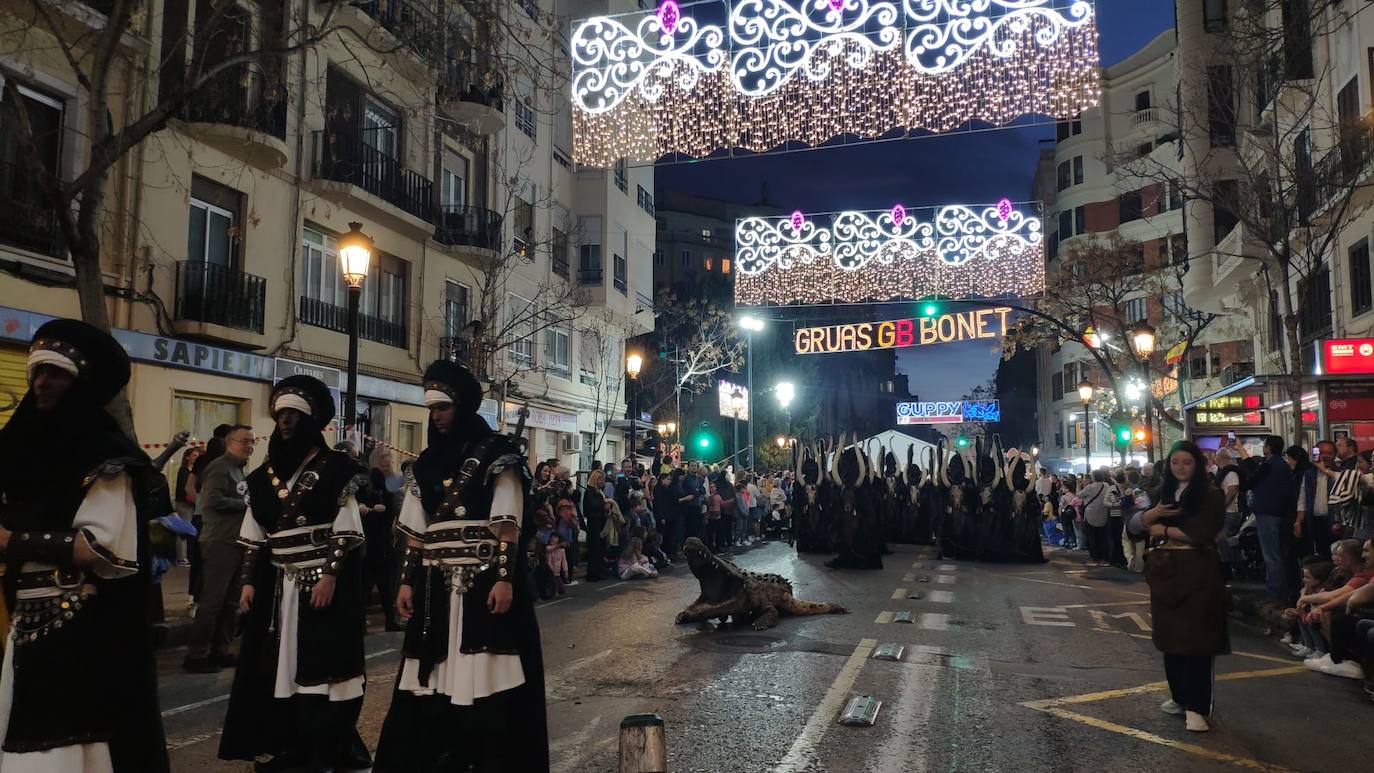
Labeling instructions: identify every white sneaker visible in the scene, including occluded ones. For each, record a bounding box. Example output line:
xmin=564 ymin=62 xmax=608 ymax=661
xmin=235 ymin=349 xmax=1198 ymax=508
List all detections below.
xmin=1185 ymin=711 xmax=1210 ymax=732
xmin=1289 ymin=645 xmax=1313 ymax=658
xmin=1280 ymin=633 xmax=1295 ymax=646
xmin=1306 ymin=653 xmax=1334 ymax=671
xmin=565 ymin=580 xmax=579 ymax=586
xmin=1319 ymin=660 xmax=1366 ymax=680
xmin=1159 ymin=699 xmax=1184 ymax=716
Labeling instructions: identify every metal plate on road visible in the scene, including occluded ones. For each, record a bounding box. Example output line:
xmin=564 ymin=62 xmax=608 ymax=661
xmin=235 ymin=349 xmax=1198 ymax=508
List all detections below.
xmin=906 ymin=591 xmax=924 ymax=600
xmin=839 ymin=695 xmax=882 ymax=726
xmin=893 ymin=611 xmax=915 ymax=624
xmin=872 ymin=643 xmax=905 ymax=661
xmin=916 ymin=576 xmax=931 ymax=583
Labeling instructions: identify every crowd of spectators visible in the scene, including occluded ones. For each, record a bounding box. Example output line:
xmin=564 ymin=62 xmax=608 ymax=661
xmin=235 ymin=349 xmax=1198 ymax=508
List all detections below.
xmin=1036 ymin=434 xmax=1374 ymax=703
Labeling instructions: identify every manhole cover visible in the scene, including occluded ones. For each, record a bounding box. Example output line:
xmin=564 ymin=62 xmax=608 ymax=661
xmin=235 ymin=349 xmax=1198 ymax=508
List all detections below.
xmin=715 ymin=634 xmax=784 ymax=650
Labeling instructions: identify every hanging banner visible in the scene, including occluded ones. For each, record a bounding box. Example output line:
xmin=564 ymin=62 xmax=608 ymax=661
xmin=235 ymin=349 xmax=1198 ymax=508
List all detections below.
xmin=897 ymin=400 xmax=1000 ymax=425
xmin=718 ymin=380 xmax=750 ymax=421
xmin=796 ymin=308 xmax=1012 ymax=354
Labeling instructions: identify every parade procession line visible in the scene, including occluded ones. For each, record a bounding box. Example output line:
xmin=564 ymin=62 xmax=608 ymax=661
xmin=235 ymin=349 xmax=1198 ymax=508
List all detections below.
xmin=1020 ymin=653 xmax=1309 ymax=772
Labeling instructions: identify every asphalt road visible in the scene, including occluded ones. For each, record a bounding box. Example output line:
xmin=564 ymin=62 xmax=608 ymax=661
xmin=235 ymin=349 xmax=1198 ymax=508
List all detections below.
xmin=161 ymin=543 xmax=1371 ymax=772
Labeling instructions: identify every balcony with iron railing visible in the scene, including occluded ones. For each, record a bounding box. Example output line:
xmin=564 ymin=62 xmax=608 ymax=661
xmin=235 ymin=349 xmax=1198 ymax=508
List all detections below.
xmin=439 ymin=59 xmax=505 ymax=135
xmin=434 ymin=204 xmax=502 ymax=251
xmin=174 ymin=261 xmax=267 ymax=336
xmin=1309 ymin=123 xmax=1374 ymax=215
xmin=353 ymin=0 xmax=437 ymax=57
xmin=312 ymin=128 xmax=434 ymax=224
xmin=181 ymin=78 xmax=289 ymax=167
xmin=299 ymin=295 xmax=408 ymax=348
xmin=0 ymin=162 xmax=65 ymax=259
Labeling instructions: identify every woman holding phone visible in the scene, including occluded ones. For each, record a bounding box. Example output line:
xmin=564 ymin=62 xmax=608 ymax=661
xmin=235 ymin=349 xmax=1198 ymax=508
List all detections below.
xmin=1135 ymin=440 xmax=1229 ymax=733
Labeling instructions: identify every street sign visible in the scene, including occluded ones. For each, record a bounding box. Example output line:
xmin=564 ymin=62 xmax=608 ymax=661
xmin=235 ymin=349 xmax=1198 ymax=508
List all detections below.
xmin=1323 ymin=339 xmax=1374 ymax=375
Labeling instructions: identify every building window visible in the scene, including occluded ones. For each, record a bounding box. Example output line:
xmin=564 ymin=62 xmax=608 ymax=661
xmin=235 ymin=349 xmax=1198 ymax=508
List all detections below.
xmin=0 ymin=82 xmax=66 ymax=258
xmin=1351 ymin=239 xmax=1372 ymax=316
xmin=1294 ymin=127 xmax=1314 ymax=220
xmin=1119 ymin=189 xmax=1143 ymax=223
xmin=552 ymin=227 xmax=569 ymax=277
xmin=1135 ymin=90 xmax=1152 ymax=111
xmin=515 ymin=95 xmax=536 ymax=139
xmin=1075 ymin=206 xmax=1085 ymax=235
xmin=513 ymin=195 xmax=533 ymax=255
xmin=578 ymin=215 xmax=602 ymax=284
xmin=301 ymin=227 xmax=347 ymax=308
xmin=1123 ymin=298 xmax=1147 ymax=324
xmin=1055 ymin=117 xmax=1082 ymax=142
xmin=1208 ymin=65 xmax=1236 ymax=147
xmin=1168 ymin=180 xmax=1184 ymax=211
xmin=613 ymin=158 xmax=627 ymax=193
xmin=397 ymin=421 xmax=422 ymax=454
xmin=1269 ymin=290 xmax=1283 ymax=353
xmin=680 ymin=249 xmax=690 ymax=267
xmin=441 ymin=158 xmax=468 ymax=208
xmin=636 ymin=184 xmax=654 ymax=215
xmin=1056 ymin=160 xmax=1071 ymax=191
xmin=613 ymin=253 xmax=627 ymax=294
xmin=545 ymin=327 xmax=570 ymax=375
xmin=653 ymin=250 xmax=664 ymax=266
xmin=1171 ymin=233 xmax=1188 ymax=264
xmin=704 ymin=256 xmax=713 ymax=271
xmin=172 ymin=394 xmax=242 ymax=446
xmin=1213 ymin=180 xmax=1239 ymax=244
xmin=1073 ymin=155 xmax=1084 ymax=185
xmin=508 ymin=293 xmax=535 ymax=366
xmin=442 ymin=280 xmax=470 ymax=339
xmin=721 ymin=258 xmax=731 ymax=273
xmin=1051 ymin=372 xmax=1064 ymax=402
xmin=1298 ymin=263 xmax=1332 ymax=341
xmin=701 ymin=228 xmax=712 ymax=240
xmin=1058 ymin=209 xmax=1072 ymax=240
xmin=1282 ymin=0 xmax=1314 ymax=81
xmin=188 ymin=189 xmax=238 ymax=267
xmin=1203 ymin=0 xmax=1227 ymax=32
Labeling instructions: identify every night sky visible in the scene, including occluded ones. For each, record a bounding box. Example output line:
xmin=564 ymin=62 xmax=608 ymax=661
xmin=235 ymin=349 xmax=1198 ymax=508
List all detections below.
xmin=658 ymin=1 xmax=1178 ymax=402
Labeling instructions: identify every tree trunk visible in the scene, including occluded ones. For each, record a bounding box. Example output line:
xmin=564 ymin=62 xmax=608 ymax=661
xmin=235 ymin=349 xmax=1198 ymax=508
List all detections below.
xmin=71 ymin=236 xmax=139 ymax=442
xmin=1281 ymin=307 xmax=1305 ymax=445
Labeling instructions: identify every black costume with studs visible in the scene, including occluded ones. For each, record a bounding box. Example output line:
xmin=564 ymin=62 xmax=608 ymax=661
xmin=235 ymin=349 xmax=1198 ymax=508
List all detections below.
xmin=0 ymin=319 xmax=170 ymax=771
xmin=218 ymin=375 xmax=369 ymax=768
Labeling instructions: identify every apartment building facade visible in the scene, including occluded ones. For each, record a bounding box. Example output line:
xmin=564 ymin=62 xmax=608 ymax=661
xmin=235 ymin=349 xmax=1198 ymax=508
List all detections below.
xmin=0 ymin=0 xmax=652 ymax=473
xmin=1035 ymin=28 xmax=1253 ymax=472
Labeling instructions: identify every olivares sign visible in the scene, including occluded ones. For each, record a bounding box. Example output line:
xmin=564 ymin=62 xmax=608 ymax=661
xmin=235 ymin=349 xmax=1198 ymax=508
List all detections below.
xmin=793 ymin=307 xmax=1013 ymax=355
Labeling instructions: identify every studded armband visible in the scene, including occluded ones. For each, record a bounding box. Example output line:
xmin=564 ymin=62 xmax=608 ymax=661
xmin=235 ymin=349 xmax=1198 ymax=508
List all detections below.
xmin=321 ymin=535 xmax=351 ymax=576
xmin=400 ymin=544 xmax=424 ymax=587
xmin=239 ymin=545 xmax=259 ymax=586
xmin=494 ymin=540 xmax=515 ymax=583
xmin=7 ymin=530 xmax=77 ymax=566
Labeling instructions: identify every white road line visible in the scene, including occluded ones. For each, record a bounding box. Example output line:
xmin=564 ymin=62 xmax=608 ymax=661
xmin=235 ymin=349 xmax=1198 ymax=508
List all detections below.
xmin=935 ymin=575 xmax=955 ymax=584
xmin=1007 ymin=576 xmax=1093 ymax=590
xmin=919 ymin=613 xmax=950 ymax=631
xmin=926 ymin=590 xmax=954 ymax=604
xmin=902 ymin=573 xmax=916 ymax=582
xmin=937 ymin=564 xmax=957 ymax=572
xmin=161 ymin=647 xmax=397 ymax=718
xmin=773 ymin=638 xmax=878 ymax=773
xmin=891 ymin=588 xmax=909 ymax=600
xmin=875 ymin=611 xmax=895 ymax=624
xmin=536 ymin=597 xmax=571 ymax=609
xmin=598 ymin=581 xmax=629 ymax=592
xmin=872 ymin=660 xmax=939 ymax=772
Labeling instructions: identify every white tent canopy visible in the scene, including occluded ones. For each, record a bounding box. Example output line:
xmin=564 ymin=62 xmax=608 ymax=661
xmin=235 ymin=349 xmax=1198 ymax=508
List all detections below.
xmin=856 ymin=430 xmax=939 ymax=472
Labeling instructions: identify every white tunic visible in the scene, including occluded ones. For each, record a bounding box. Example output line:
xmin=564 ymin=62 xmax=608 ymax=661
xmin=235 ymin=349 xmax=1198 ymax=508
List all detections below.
xmin=396 ymin=469 xmax=526 ymax=705
xmin=238 ymin=458 xmax=366 ymax=701
xmin=0 ymin=472 xmax=139 ymax=772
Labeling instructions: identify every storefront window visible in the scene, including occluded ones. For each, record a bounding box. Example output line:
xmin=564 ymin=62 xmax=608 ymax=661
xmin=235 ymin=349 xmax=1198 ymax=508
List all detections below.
xmin=172 ymin=393 xmax=244 ymax=447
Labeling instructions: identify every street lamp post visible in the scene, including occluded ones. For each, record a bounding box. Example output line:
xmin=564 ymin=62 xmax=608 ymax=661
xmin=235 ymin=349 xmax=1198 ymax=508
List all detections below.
xmin=1129 ymin=322 xmax=1158 ymax=462
xmin=1078 ymin=379 xmax=1094 ymax=473
xmin=338 ymin=222 xmax=374 ymax=437
xmin=626 ymin=353 xmax=643 ymax=465
xmin=739 ymin=315 xmax=765 ymax=471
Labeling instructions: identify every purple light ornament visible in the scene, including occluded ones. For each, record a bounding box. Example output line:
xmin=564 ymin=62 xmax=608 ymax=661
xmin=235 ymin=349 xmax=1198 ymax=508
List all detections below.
xmin=790 ymin=210 xmax=805 ymax=232
xmin=891 ymin=203 xmax=906 ymax=226
xmin=996 ymin=197 xmax=1013 ymax=223
xmin=658 ymin=0 xmax=680 ymax=35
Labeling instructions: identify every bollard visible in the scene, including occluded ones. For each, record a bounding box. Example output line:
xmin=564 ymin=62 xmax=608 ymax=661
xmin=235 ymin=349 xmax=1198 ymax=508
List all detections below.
xmin=618 ymin=713 xmax=667 ymax=773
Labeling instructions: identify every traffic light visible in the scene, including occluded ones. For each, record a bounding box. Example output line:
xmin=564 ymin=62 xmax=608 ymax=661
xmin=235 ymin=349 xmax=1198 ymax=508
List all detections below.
xmin=690 ymin=424 xmax=718 ymax=456
xmin=956 ymin=435 xmax=970 ymax=448
xmin=1133 ymin=426 xmax=1148 ymax=444
xmin=918 ymin=298 xmax=941 ymax=317
xmin=1109 ymin=411 xmax=1132 ymax=446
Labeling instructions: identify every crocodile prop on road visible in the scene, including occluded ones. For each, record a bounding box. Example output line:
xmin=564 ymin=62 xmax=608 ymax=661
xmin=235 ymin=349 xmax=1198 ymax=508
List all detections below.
xmin=674 ymin=538 xmax=849 ymax=630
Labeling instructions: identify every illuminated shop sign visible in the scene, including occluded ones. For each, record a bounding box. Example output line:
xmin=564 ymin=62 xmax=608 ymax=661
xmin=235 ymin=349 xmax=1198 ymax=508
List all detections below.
xmin=1194 ymin=411 xmax=1264 ymax=426
xmin=1323 ymin=339 xmax=1374 ymax=375
xmin=718 ymin=380 xmax=750 ymax=421
xmin=897 ymin=400 xmax=1001 ymax=425
xmin=1198 ymin=394 xmax=1262 ymax=411
xmin=795 ymin=308 xmax=1011 ymax=355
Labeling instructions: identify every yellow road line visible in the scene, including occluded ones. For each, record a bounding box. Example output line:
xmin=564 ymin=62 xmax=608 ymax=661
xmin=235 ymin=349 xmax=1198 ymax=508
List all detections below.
xmin=1231 ymin=650 xmax=1298 ymax=665
xmin=1027 ymin=706 xmax=1296 ymax=772
xmin=1024 ymin=665 xmax=1307 ymax=710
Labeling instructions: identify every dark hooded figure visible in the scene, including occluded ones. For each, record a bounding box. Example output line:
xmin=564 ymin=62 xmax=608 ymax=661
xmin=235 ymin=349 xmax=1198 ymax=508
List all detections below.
xmin=826 ymin=439 xmax=884 ymax=570
xmin=0 ymin=319 xmax=170 ymax=772
xmin=880 ymin=450 xmax=903 ymax=545
xmin=1006 ymin=450 xmax=1048 ymax=563
xmin=219 ymin=375 xmax=371 ymax=771
xmin=374 ymin=360 xmax=549 ymax=773
xmin=793 ymin=443 xmax=828 ymax=554
xmin=975 ymin=437 xmax=1013 ymax=562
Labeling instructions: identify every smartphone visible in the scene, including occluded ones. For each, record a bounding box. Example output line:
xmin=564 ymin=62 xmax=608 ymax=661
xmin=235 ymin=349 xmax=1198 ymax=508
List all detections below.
xmin=1227 ymin=431 xmax=1236 ymax=441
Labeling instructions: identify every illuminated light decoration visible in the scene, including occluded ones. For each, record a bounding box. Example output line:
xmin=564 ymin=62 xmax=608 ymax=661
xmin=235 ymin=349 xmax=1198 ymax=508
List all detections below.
xmin=794 ymin=307 xmax=1012 ymax=354
xmin=898 ymin=400 xmax=1000 ymax=425
xmin=790 ymin=209 xmax=805 ymax=232
xmin=891 ymin=203 xmax=906 ymax=226
xmin=571 ymin=0 xmax=1101 ymax=165
xmin=736 ymin=202 xmax=1044 ymax=306
xmin=658 ymin=0 xmax=681 ymax=34
xmin=996 ymin=197 xmax=1013 ymax=223
xmin=719 ymin=380 xmax=750 ymax=420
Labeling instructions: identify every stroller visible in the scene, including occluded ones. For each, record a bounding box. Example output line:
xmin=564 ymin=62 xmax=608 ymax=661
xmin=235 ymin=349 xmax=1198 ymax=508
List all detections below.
xmin=1229 ymin=515 xmax=1265 ymax=581
xmin=764 ymin=501 xmax=792 ymax=545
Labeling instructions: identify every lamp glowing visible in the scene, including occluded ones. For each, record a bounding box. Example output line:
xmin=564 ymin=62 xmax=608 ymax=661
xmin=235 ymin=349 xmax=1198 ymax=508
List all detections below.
xmin=626 ymin=353 xmax=644 ymax=378
xmin=338 ymin=222 xmax=374 ymax=289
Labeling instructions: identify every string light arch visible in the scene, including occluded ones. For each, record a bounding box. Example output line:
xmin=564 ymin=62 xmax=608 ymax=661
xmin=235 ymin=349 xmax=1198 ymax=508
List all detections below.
xmin=571 ymin=0 xmax=1101 ymax=165
xmin=734 ymin=200 xmax=1045 ymax=306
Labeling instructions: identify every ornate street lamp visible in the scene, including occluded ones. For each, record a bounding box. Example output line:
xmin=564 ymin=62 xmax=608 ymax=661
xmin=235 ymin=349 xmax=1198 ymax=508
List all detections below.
xmin=1078 ymin=380 xmax=1094 ymax=473
xmin=1130 ymin=321 xmax=1158 ymax=461
xmin=737 ymin=314 xmax=765 ymax=470
xmin=337 ymin=222 xmax=373 ymax=434
xmin=626 ymin=353 xmax=643 ymax=462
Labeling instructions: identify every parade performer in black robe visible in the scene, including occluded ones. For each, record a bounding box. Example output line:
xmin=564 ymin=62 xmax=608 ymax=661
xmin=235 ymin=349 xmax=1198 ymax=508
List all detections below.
xmin=903 ymin=447 xmax=932 ymax=545
xmin=879 ymin=450 xmax=904 ymax=545
xmin=938 ymin=439 xmax=980 ymax=560
xmin=792 ymin=441 xmax=827 ymax=554
xmin=826 ymin=434 xmax=884 ymax=570
xmin=0 ymin=319 xmax=170 ymax=773
xmin=374 ymin=360 xmax=548 ymax=773
xmin=976 ymin=437 xmax=1014 ymax=562
xmin=220 ymin=375 xmax=370 ymax=771
xmin=1006 ymin=450 xmax=1047 ymax=564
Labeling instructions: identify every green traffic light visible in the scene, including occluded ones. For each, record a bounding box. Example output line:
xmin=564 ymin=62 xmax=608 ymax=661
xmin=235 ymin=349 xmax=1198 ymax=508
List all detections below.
xmin=922 ymin=303 xmax=939 ymax=317
xmin=956 ymin=435 xmax=969 ymax=448
xmin=698 ymin=437 xmax=710 ymax=448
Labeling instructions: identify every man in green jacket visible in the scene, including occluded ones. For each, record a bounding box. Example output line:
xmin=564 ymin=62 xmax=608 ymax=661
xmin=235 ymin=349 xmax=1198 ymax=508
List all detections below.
xmin=183 ymin=424 xmax=254 ymax=672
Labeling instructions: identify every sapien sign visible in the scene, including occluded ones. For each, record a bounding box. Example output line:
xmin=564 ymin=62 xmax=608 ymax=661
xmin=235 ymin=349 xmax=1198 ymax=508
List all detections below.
xmin=794 ymin=308 xmax=1012 ymax=355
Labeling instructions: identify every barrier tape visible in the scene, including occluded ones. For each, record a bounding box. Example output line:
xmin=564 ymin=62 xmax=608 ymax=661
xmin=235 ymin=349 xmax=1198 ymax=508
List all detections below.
xmin=143 ymin=430 xmax=417 ymax=458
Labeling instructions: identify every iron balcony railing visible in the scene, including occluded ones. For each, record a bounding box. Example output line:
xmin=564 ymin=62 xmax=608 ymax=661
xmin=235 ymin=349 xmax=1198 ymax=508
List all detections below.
xmin=183 ymin=78 xmax=288 ymax=140
xmin=578 ymin=267 xmax=603 ymax=285
xmin=175 ymin=261 xmax=266 ymax=333
xmin=0 ymin=161 xmax=64 ymax=258
xmin=1310 ymin=123 xmax=1374 ymax=212
xmin=356 ymin=0 xmax=437 ymax=54
xmin=299 ymin=295 xmax=407 ymax=348
xmin=440 ymin=59 xmax=504 ymax=113
xmin=434 ymin=204 xmax=502 ymax=251
xmin=312 ymin=128 xmax=434 ymax=223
